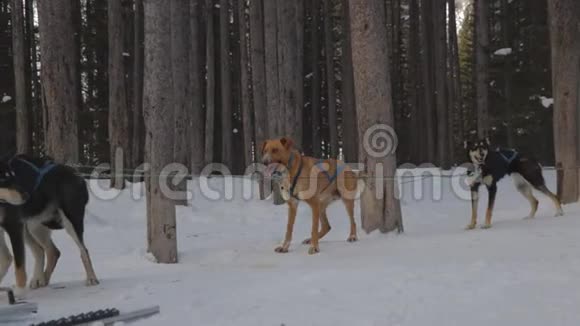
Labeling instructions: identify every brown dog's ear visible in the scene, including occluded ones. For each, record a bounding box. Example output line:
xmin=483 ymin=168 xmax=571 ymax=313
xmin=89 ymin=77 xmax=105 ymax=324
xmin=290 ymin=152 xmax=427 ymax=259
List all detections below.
xmin=280 ymin=137 xmax=294 ymax=150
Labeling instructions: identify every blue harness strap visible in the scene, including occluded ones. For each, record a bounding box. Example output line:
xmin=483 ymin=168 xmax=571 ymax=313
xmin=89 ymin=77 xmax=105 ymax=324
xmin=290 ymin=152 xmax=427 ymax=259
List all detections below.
xmin=9 ymin=157 xmax=58 ymax=193
xmin=315 ymin=159 xmax=346 ymax=184
xmin=497 ymin=149 xmax=518 ymax=165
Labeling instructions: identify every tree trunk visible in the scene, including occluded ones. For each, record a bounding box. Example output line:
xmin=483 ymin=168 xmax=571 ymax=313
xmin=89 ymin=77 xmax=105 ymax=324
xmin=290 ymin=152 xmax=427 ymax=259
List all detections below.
xmin=277 ymin=0 xmax=300 ymax=146
xmin=433 ymin=0 xmax=449 ymax=168
xmin=324 ymin=0 xmax=337 ymax=158
xmin=37 ymin=0 xmax=80 ymax=163
xmin=420 ymin=0 xmax=435 ymax=163
xmin=548 ymin=0 xmax=580 ymax=203
xmin=408 ymin=0 xmax=421 ymax=163
xmin=475 ymin=0 xmax=489 ymax=138
xmin=220 ymin=0 xmax=233 ymax=168
xmin=348 ymin=0 xmax=403 ymax=234
xmin=171 ymin=0 xmax=191 ymax=204
xmin=133 ymin=0 xmax=145 ymax=168
xmin=237 ymin=0 xmax=254 ymax=166
xmin=264 ymin=0 xmax=280 ymax=136
xmin=11 ymin=0 xmax=32 ymax=154
xmin=143 ymin=0 xmax=178 ymax=263
xmin=205 ymin=0 xmax=216 ymax=165
xmin=249 ymin=0 xmax=268 ymax=147
xmin=108 ymin=0 xmax=132 ymax=189
xmin=448 ymin=0 xmax=462 ymax=161
xmin=341 ymin=0 xmax=358 ymax=163
xmin=190 ymin=0 xmax=205 ymax=174
xmin=310 ymin=0 xmax=322 ymax=157
xmin=249 ymin=0 xmax=270 ymax=200
xmin=295 ymin=0 xmax=305 ymax=150
xmin=501 ymin=0 xmax=514 ymax=147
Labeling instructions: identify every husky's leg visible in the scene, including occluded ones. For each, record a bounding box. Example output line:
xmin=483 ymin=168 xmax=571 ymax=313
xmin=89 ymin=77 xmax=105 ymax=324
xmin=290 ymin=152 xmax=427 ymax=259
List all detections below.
xmin=466 ymin=183 xmax=481 ymax=230
xmin=0 ymin=231 xmax=13 ymax=283
xmin=59 ymin=210 xmax=99 ymax=286
xmin=6 ymin=222 xmax=26 ymax=296
xmin=27 ymin=223 xmax=60 ymax=285
xmin=482 ymin=182 xmax=497 ymax=229
xmin=535 ymin=185 xmax=564 ymax=216
xmin=512 ymin=173 xmax=539 ymax=219
xmin=520 ymin=161 xmax=564 ymax=216
xmin=23 ymin=225 xmax=47 ymax=289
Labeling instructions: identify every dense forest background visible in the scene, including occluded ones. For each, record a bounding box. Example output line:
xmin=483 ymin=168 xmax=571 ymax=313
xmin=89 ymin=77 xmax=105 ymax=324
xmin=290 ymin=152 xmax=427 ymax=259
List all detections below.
xmin=0 ymin=0 xmax=557 ymax=170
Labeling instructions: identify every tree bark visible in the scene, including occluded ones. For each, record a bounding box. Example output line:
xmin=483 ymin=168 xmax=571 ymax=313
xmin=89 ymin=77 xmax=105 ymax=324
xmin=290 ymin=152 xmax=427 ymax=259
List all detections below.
xmin=205 ymin=0 xmax=216 ymax=165
xmin=323 ymin=0 xmax=337 ymax=158
xmin=448 ymin=0 xmax=462 ymax=161
xmin=420 ymin=0 xmax=435 ymax=163
xmin=237 ymin=0 xmax=254 ymax=166
xmin=433 ymin=0 xmax=449 ymax=168
xmin=249 ymin=0 xmax=270 ymax=200
xmin=264 ymin=0 xmax=280 ymax=136
xmin=143 ymin=0 xmax=178 ymax=263
xmin=190 ymin=0 xmax=205 ymax=174
xmin=548 ymin=0 xmax=580 ymax=203
xmin=249 ymin=0 xmax=268 ymax=147
xmin=295 ymin=0 xmax=305 ymax=149
xmin=475 ymin=0 xmax=490 ymax=138
xmin=37 ymin=0 xmax=80 ymax=163
xmin=501 ymin=0 xmax=514 ymax=147
xmin=408 ymin=0 xmax=421 ymax=163
xmin=11 ymin=0 xmax=32 ymax=154
xmin=220 ymin=0 xmax=233 ymax=168
xmin=341 ymin=0 xmax=358 ymax=163
xmin=171 ymin=0 xmax=191 ymax=204
xmin=277 ymin=0 xmax=300 ymax=146
xmin=348 ymin=0 xmax=403 ymax=234
xmin=133 ymin=0 xmax=145 ymax=167
xmin=108 ymin=0 xmax=132 ymax=189
xmin=310 ymin=0 xmax=322 ymax=157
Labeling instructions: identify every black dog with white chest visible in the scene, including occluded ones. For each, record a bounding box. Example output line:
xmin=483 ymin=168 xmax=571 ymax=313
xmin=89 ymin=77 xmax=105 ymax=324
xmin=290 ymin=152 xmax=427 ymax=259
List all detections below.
xmin=464 ymin=138 xmax=563 ymax=230
xmin=0 ymin=154 xmax=98 ymax=294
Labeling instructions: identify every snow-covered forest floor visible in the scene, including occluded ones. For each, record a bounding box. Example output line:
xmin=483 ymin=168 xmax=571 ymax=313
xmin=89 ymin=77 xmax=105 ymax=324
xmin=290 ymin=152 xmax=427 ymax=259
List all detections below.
xmin=3 ymin=170 xmax=580 ymax=325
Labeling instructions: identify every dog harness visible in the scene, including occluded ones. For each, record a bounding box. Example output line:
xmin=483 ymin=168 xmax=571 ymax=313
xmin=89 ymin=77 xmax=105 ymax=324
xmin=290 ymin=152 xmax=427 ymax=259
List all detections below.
xmin=8 ymin=157 xmax=57 ymax=195
xmin=286 ymin=154 xmax=346 ymax=200
xmin=496 ymin=148 xmax=518 ymax=165
xmin=286 ymin=153 xmax=303 ymax=200
xmin=314 ymin=160 xmax=347 ymax=185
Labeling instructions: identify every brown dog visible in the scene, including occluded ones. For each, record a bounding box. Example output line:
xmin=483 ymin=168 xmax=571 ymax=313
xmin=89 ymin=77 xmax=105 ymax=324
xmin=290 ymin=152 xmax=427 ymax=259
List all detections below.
xmin=261 ymin=137 xmax=359 ymax=255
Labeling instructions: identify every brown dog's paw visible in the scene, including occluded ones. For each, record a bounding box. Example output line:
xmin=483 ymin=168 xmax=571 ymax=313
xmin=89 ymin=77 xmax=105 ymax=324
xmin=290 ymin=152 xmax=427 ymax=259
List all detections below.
xmin=465 ymin=223 xmax=477 ymax=230
xmin=275 ymin=246 xmax=289 ymax=253
xmin=302 ymin=238 xmax=312 ymax=245
xmin=308 ymin=246 xmax=320 ymax=255
xmin=347 ymin=235 xmax=358 ymax=243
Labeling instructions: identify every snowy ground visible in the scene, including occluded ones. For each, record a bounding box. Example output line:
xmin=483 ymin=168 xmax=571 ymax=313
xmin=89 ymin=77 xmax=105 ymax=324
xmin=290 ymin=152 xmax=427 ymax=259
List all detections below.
xmin=2 ymin=169 xmax=580 ymax=326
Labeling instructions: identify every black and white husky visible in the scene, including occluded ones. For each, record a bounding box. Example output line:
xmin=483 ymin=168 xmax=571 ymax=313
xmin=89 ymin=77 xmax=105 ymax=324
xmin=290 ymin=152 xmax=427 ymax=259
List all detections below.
xmin=0 ymin=155 xmax=98 ymax=295
xmin=464 ymin=138 xmax=563 ymax=230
